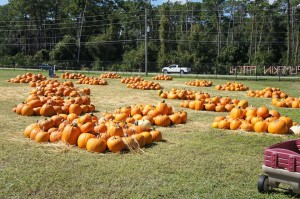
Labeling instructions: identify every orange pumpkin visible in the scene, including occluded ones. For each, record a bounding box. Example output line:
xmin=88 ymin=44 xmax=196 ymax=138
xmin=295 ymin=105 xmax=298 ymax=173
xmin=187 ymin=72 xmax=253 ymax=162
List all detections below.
xmin=77 ymin=133 xmax=96 ymax=148
xmin=107 ymin=136 xmax=125 ymax=153
xmin=61 ymin=123 xmax=82 ymax=145
xmin=86 ymin=138 xmax=107 ymax=153
xmin=268 ymin=120 xmax=288 ymax=134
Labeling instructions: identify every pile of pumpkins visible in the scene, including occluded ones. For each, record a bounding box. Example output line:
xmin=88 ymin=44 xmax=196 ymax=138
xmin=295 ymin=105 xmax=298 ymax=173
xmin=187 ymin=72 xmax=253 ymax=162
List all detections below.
xmin=28 ymin=80 xmax=90 ymax=97
xmin=247 ymin=87 xmax=289 ymax=98
xmin=271 ymin=97 xmax=300 ymax=108
xmin=100 ymin=73 xmax=121 ymax=79
xmin=22 ymin=100 xmax=188 ymax=153
xmin=61 ymin=72 xmax=86 ymax=79
xmin=108 ymin=101 xmax=188 ymax=127
xmin=152 ymin=75 xmax=173 ymax=80
xmin=23 ymin=113 xmax=163 ymax=153
xmin=126 ymin=80 xmax=162 ymax=90
xmin=212 ymin=105 xmax=298 ymax=134
xmin=13 ymin=79 xmax=94 ymax=117
xmin=180 ymin=96 xmax=248 ymax=112
xmin=121 ymin=76 xmax=144 ymax=84
xmin=215 ymin=82 xmax=249 ymax=91
xmin=185 ymin=79 xmax=212 ymax=87
xmin=13 ymin=94 xmax=94 ymax=117
xmin=158 ymin=88 xmax=210 ymax=100
xmin=76 ymin=77 xmax=108 ymax=85
xmin=7 ymin=73 xmax=47 ymax=83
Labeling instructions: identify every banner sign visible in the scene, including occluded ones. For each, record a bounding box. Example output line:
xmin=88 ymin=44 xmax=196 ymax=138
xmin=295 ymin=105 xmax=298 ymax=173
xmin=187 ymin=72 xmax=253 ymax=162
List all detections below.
xmin=229 ymin=66 xmax=300 ymax=75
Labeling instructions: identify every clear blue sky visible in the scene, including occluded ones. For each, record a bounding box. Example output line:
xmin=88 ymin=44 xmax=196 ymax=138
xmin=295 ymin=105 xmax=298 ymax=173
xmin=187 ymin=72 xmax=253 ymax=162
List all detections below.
xmin=0 ymin=0 xmax=8 ymax=6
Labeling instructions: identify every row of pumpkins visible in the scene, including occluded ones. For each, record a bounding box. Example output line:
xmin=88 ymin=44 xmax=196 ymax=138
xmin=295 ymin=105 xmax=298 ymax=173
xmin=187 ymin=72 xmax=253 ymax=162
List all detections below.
xmin=247 ymin=87 xmax=289 ymax=99
xmin=22 ymin=100 xmax=188 ymax=153
xmin=215 ymin=82 xmax=249 ymax=91
xmin=76 ymin=77 xmax=108 ymax=85
xmin=100 ymin=73 xmax=122 ymax=79
xmin=61 ymin=72 xmax=86 ymax=79
xmin=272 ymin=97 xmax=300 ymax=108
xmin=185 ymin=79 xmax=212 ymax=87
xmin=180 ymin=97 xmax=248 ymax=112
xmin=126 ymin=80 xmax=162 ymax=90
xmin=23 ymin=113 xmax=163 ymax=153
xmin=7 ymin=73 xmax=47 ymax=83
xmin=152 ymin=75 xmax=173 ymax=80
xmin=212 ymin=106 xmax=299 ymax=134
xmin=158 ymin=88 xmax=213 ymax=100
xmin=13 ymin=79 xmax=94 ymax=117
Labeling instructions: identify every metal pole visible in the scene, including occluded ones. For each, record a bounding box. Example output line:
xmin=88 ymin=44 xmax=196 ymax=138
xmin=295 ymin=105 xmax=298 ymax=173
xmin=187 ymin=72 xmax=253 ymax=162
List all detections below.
xmin=77 ymin=0 xmax=88 ymax=70
xmin=145 ymin=9 xmax=148 ymax=76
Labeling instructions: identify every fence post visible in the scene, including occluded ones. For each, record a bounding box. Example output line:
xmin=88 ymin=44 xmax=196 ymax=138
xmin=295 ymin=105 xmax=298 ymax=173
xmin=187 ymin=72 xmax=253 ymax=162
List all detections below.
xmin=235 ymin=66 xmax=237 ymax=80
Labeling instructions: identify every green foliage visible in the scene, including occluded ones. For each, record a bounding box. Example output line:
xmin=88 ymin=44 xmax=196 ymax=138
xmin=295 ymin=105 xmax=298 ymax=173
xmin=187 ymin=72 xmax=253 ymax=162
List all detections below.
xmin=0 ymin=0 xmax=299 ymax=74
xmin=49 ymin=35 xmax=77 ymax=67
xmin=33 ymin=49 xmax=49 ymax=64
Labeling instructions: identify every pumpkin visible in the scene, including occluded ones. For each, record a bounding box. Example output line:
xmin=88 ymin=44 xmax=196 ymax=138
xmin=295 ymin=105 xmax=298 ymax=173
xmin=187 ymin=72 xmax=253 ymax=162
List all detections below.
xmin=279 ymin=116 xmax=293 ymax=129
xmin=79 ymin=122 xmax=94 ymax=133
xmin=131 ymin=134 xmax=146 ymax=148
xmin=179 ymin=111 xmax=188 ymax=123
xmin=40 ymin=103 xmax=56 ymax=117
xmin=268 ymin=110 xmax=280 ymax=118
xmin=38 ymin=118 xmax=54 ymax=131
xmin=230 ymin=119 xmax=242 ymax=130
xmin=21 ymin=105 xmax=34 ymax=116
xmin=254 ymin=121 xmax=268 ymax=133
xmin=94 ymin=123 xmax=107 ymax=134
xmin=150 ymin=130 xmax=162 ymax=142
xmin=107 ymin=136 xmax=125 ymax=153
xmin=107 ymin=124 xmax=123 ymax=137
xmin=229 ymin=107 xmax=244 ymax=119
xmin=194 ymin=100 xmax=205 ymax=111
xmin=122 ymin=136 xmax=139 ymax=150
xmin=136 ymin=120 xmax=152 ymax=130
xmin=211 ymin=122 xmax=219 ymax=128
xmin=169 ymin=113 xmax=182 ymax=124
xmin=30 ymin=128 xmax=41 ymax=140
xmin=140 ymin=131 xmax=152 ymax=145
xmin=240 ymin=122 xmax=254 ymax=131
xmin=156 ymin=101 xmax=169 ymax=115
xmin=218 ymin=119 xmax=230 ymax=129
xmin=237 ymin=100 xmax=248 ymax=109
xmin=268 ymin=120 xmax=288 ymax=134
xmin=77 ymin=133 xmax=96 ymax=148
xmin=49 ymin=131 xmax=62 ymax=142
xmin=289 ymin=126 xmax=300 ymax=135
xmin=69 ymin=104 xmax=82 ymax=116
xmin=62 ymin=123 xmax=82 ymax=145
xmin=256 ymin=106 xmax=269 ymax=119
xmin=24 ymin=123 xmax=39 ymax=138
xmin=154 ymin=115 xmax=171 ymax=127
xmin=86 ymin=138 xmax=106 ymax=153
xmin=35 ymin=131 xmax=50 ymax=142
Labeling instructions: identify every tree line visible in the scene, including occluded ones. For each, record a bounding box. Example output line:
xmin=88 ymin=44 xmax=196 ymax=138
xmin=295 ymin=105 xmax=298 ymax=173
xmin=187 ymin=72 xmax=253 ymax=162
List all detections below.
xmin=0 ymin=0 xmax=299 ymax=74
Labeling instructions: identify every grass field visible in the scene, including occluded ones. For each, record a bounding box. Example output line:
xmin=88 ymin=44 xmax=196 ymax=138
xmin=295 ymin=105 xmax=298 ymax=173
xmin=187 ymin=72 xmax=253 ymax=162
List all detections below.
xmin=1 ymin=69 xmax=300 ymax=198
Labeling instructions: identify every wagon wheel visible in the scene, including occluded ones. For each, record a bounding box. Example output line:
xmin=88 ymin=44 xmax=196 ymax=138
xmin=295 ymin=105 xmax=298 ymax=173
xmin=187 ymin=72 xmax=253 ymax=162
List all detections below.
xmin=258 ymin=175 xmax=269 ymax=193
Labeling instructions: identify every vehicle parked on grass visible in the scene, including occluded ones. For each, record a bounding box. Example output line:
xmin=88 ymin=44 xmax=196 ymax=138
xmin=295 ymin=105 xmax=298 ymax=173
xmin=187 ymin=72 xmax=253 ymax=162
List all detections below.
xmin=162 ymin=64 xmax=191 ymax=74
xmin=39 ymin=64 xmax=51 ymax=70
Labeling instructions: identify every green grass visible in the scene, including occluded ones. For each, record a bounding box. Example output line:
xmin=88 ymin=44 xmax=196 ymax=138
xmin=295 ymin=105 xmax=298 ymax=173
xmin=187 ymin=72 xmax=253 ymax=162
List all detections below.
xmin=1 ymin=69 xmax=300 ymax=198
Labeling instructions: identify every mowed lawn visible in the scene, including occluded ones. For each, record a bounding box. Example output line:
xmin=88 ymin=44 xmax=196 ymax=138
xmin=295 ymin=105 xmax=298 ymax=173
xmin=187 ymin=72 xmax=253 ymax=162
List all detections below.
xmin=1 ymin=69 xmax=300 ymax=199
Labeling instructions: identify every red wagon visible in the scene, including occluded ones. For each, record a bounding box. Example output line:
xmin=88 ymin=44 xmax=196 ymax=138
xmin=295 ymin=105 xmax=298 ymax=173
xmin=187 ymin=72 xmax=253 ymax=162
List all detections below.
xmin=258 ymin=139 xmax=300 ymax=193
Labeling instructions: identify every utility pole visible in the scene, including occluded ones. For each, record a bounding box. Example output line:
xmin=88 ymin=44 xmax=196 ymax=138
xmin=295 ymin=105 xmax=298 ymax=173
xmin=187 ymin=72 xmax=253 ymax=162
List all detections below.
xmin=77 ymin=0 xmax=88 ymax=69
xmin=145 ymin=9 xmax=148 ymax=76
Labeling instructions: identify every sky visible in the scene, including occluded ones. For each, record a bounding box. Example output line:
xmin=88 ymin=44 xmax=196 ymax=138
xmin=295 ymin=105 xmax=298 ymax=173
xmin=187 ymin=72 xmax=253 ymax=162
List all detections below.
xmin=0 ymin=0 xmax=8 ymax=6
xmin=0 ymin=0 xmax=276 ymax=7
